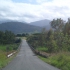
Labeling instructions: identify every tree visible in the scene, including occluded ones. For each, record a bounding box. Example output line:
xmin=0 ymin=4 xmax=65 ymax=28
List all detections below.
xmin=0 ymin=31 xmax=15 ymax=44
xmin=63 ymin=18 xmax=70 ymax=35
xmin=4 ymin=30 xmax=15 ymax=44
xmin=51 ymin=18 xmax=65 ymax=32
xmin=0 ymin=31 xmax=5 ymax=44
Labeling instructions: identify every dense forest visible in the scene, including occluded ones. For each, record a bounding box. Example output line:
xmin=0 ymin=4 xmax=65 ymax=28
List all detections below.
xmin=27 ymin=18 xmax=70 ymax=70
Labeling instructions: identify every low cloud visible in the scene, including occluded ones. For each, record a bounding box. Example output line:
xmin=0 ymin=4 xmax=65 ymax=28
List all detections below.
xmin=0 ymin=0 xmax=70 ymax=23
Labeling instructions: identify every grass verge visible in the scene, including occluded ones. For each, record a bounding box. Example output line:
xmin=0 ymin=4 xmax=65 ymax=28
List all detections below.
xmin=0 ymin=43 xmax=20 ymax=69
xmin=38 ymin=52 xmax=70 ymax=70
xmin=36 ymin=47 xmax=48 ymax=52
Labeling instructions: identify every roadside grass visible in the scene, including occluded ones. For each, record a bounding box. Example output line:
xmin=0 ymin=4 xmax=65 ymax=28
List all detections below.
xmin=0 ymin=43 xmax=20 ymax=69
xmin=0 ymin=51 xmax=7 ymax=68
xmin=36 ymin=47 xmax=48 ymax=52
xmin=0 ymin=44 xmax=20 ymax=52
xmin=38 ymin=52 xmax=70 ymax=70
xmin=0 ymin=51 xmax=17 ymax=69
xmin=0 ymin=45 xmax=7 ymax=51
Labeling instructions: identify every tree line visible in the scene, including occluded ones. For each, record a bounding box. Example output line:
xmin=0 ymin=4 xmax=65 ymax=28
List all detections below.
xmin=27 ymin=18 xmax=70 ymax=53
xmin=16 ymin=33 xmax=29 ymax=37
xmin=0 ymin=30 xmax=21 ymax=44
xmin=0 ymin=30 xmax=16 ymax=44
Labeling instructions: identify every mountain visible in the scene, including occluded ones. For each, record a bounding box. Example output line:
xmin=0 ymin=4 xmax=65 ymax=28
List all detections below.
xmin=0 ymin=19 xmax=12 ymax=24
xmin=0 ymin=22 xmax=42 ymax=34
xmin=0 ymin=19 xmax=26 ymax=24
xmin=30 ymin=19 xmax=51 ymax=30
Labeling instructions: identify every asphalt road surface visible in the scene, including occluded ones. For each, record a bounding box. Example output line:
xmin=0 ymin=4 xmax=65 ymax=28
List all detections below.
xmin=2 ymin=39 xmax=60 ymax=70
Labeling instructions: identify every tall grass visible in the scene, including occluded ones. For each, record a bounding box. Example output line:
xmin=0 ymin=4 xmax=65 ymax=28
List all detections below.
xmin=36 ymin=47 xmax=48 ymax=52
xmin=0 ymin=43 xmax=20 ymax=69
xmin=38 ymin=52 xmax=70 ymax=70
xmin=0 ymin=45 xmax=7 ymax=51
xmin=0 ymin=51 xmax=7 ymax=68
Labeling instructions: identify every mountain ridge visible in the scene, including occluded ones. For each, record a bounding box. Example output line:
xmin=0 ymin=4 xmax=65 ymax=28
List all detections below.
xmin=30 ymin=19 xmax=51 ymax=30
xmin=0 ymin=21 xmax=42 ymax=34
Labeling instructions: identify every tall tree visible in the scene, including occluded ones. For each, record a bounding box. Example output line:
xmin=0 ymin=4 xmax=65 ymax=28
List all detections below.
xmin=51 ymin=18 xmax=65 ymax=32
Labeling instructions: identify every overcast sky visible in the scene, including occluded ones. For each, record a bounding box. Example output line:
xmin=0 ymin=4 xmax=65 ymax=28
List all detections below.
xmin=0 ymin=0 xmax=70 ymax=23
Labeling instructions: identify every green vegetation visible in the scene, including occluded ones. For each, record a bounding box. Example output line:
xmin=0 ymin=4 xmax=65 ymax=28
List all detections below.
xmin=0 ymin=44 xmax=20 ymax=69
xmin=0 ymin=50 xmax=18 ymax=69
xmin=0 ymin=31 xmax=21 ymax=69
xmin=0 ymin=30 xmax=15 ymax=44
xmin=36 ymin=47 xmax=48 ymax=52
xmin=38 ymin=52 xmax=70 ymax=70
xmin=0 ymin=51 xmax=8 ymax=68
xmin=0 ymin=44 xmax=20 ymax=52
xmin=27 ymin=18 xmax=70 ymax=70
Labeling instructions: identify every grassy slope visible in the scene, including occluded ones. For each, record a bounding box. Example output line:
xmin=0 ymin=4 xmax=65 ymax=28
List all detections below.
xmin=38 ymin=52 xmax=70 ymax=70
xmin=0 ymin=44 xmax=20 ymax=69
xmin=0 ymin=51 xmax=7 ymax=68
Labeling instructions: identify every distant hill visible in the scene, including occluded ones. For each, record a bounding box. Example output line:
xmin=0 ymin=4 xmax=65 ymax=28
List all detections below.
xmin=0 ymin=19 xmax=12 ymax=24
xmin=0 ymin=20 xmax=26 ymax=24
xmin=0 ymin=22 xmax=42 ymax=34
xmin=30 ymin=19 xmax=51 ymax=30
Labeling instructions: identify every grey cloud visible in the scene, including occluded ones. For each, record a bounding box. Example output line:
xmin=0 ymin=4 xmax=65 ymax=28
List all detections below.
xmin=0 ymin=0 xmax=70 ymax=23
xmin=23 ymin=14 xmax=38 ymax=18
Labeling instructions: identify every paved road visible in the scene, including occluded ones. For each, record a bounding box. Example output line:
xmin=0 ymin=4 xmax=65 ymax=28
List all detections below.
xmin=2 ymin=39 xmax=60 ymax=70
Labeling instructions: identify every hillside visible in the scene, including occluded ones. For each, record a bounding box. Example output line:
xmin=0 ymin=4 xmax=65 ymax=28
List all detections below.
xmin=0 ymin=22 xmax=42 ymax=34
xmin=0 ymin=19 xmax=12 ymax=24
xmin=30 ymin=19 xmax=51 ymax=30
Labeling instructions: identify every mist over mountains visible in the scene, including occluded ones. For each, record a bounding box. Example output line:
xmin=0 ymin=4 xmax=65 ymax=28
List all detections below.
xmin=0 ymin=19 xmax=51 ymax=34
xmin=30 ymin=19 xmax=51 ymax=30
